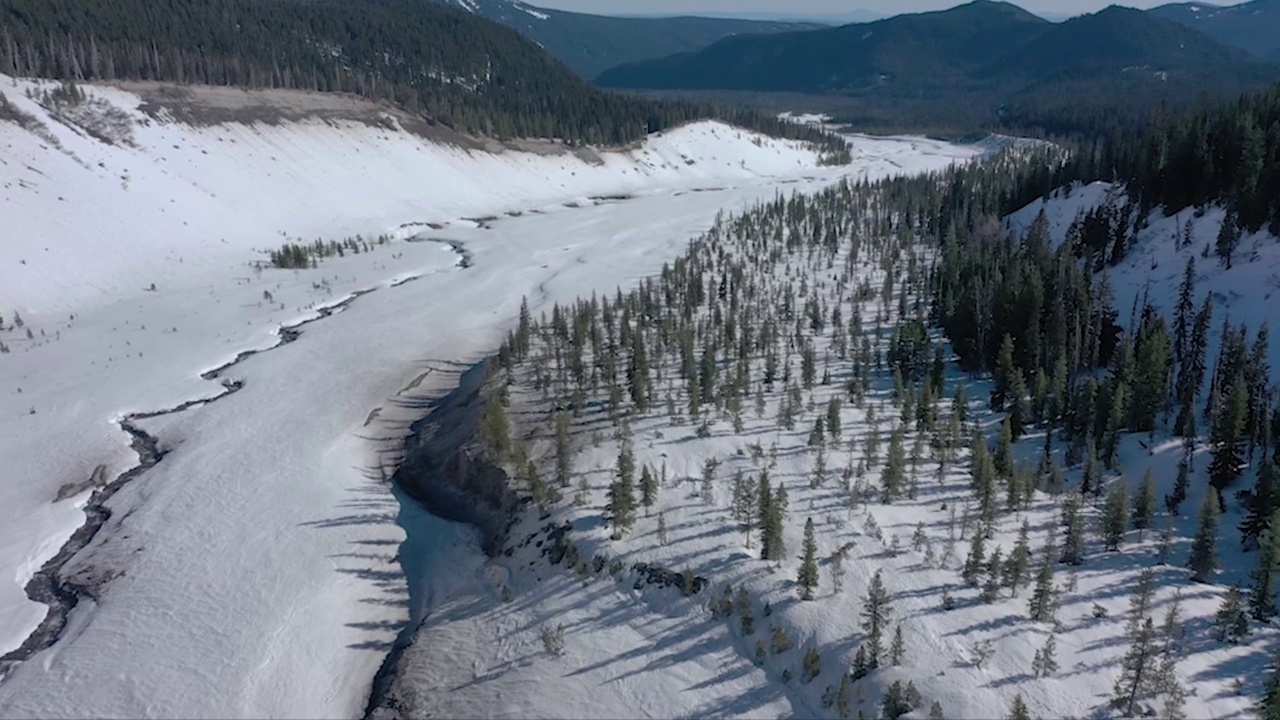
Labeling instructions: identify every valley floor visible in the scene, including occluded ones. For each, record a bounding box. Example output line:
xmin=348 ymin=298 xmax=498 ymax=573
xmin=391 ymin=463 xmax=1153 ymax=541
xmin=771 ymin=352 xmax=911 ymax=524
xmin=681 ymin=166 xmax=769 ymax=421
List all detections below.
xmin=0 ymin=77 xmax=980 ymax=718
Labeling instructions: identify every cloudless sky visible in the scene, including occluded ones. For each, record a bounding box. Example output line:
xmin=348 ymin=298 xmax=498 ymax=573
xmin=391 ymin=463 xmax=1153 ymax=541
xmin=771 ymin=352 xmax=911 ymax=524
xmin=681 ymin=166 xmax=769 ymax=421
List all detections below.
xmin=524 ymin=0 xmax=1248 ymax=17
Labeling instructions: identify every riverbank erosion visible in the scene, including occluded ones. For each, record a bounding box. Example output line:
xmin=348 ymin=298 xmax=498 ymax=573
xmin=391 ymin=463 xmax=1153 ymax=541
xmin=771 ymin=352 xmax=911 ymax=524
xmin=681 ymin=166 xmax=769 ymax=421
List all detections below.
xmin=393 ymin=361 xmax=521 ymax=558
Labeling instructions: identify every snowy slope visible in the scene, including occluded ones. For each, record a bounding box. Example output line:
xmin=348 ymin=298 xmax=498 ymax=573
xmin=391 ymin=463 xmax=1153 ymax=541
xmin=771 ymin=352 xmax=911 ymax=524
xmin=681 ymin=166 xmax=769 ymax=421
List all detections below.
xmin=0 ymin=76 xmax=981 ymax=717
xmin=374 ymin=176 xmax=1280 ymax=720
xmin=1008 ymin=180 xmax=1280 ymax=373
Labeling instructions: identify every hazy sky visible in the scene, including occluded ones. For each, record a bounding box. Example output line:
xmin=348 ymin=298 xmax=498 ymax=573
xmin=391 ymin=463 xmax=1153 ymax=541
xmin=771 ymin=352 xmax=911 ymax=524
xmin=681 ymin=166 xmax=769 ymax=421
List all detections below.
xmin=524 ymin=0 xmax=1247 ymax=16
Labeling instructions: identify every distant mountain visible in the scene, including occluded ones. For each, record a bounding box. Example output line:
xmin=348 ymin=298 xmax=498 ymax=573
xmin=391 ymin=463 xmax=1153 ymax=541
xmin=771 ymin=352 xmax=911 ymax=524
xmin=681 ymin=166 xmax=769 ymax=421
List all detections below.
xmin=610 ymin=10 xmax=885 ymax=25
xmin=598 ymin=1 xmax=1051 ymax=94
xmin=1149 ymin=0 xmax=1280 ymax=58
xmin=990 ymin=5 xmax=1260 ymax=80
xmin=596 ymin=1 xmax=1279 ymax=134
xmin=432 ymin=0 xmax=821 ymax=79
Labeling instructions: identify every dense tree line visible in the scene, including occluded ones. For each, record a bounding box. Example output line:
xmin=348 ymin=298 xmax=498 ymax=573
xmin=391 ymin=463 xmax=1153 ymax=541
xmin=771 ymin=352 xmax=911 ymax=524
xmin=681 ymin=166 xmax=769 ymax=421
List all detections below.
xmin=0 ymin=0 xmax=848 ymax=158
xmin=1051 ymin=83 xmax=1280 ymax=237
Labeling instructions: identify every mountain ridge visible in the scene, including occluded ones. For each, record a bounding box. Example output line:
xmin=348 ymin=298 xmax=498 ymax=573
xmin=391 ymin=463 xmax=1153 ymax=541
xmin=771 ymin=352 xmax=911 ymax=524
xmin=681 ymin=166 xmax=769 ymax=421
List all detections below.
xmin=432 ymin=0 xmax=822 ymax=79
xmin=1149 ymin=0 xmax=1280 ymax=57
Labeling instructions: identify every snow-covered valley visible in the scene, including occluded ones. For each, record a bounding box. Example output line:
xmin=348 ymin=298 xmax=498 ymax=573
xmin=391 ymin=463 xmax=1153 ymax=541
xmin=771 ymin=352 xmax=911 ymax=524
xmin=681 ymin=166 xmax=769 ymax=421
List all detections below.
xmin=0 ymin=76 xmax=983 ymax=717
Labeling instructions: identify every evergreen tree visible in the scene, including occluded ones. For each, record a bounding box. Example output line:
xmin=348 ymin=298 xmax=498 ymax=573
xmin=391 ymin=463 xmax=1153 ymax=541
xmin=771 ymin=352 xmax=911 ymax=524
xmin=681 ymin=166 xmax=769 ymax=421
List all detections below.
xmin=1208 ymin=376 xmax=1249 ymax=502
xmin=797 ymin=517 xmax=819 ymax=600
xmin=994 ymin=418 xmax=1015 ymax=479
xmin=882 ymin=426 xmax=907 ymax=502
xmin=1215 ymin=208 xmax=1241 ymax=269
xmin=555 ymin=411 xmax=572 ymax=487
xmin=1241 ymin=457 xmax=1279 ymax=549
xmin=1007 ymin=694 xmax=1031 ymax=720
xmin=861 ymin=569 xmax=892 ymax=667
xmin=1004 ymin=519 xmax=1032 ymax=595
xmin=889 ymin=624 xmax=905 ymax=666
xmin=1103 ymin=481 xmax=1130 ymax=551
xmin=1032 ymin=634 xmax=1058 ymax=678
xmin=991 ymin=334 xmax=1018 ymax=411
xmin=640 ymin=464 xmax=657 ymax=515
xmin=1029 ymin=549 xmax=1057 ymax=623
xmin=962 ymin=531 xmax=986 ymax=587
xmin=1166 ymin=460 xmax=1190 ymax=516
xmin=1173 ymin=256 xmax=1196 ymax=366
xmin=1188 ymin=490 xmax=1221 ymax=582
xmin=1260 ymin=649 xmax=1280 ymax=720
xmin=1132 ymin=469 xmax=1157 ymax=539
xmin=1250 ymin=508 xmax=1280 ymax=620
xmin=1214 ymin=585 xmax=1249 ymax=643
xmin=1061 ymin=495 xmax=1086 ymax=566
xmin=1114 ymin=617 xmax=1158 ymax=717
xmin=827 ymin=397 xmax=842 ymax=440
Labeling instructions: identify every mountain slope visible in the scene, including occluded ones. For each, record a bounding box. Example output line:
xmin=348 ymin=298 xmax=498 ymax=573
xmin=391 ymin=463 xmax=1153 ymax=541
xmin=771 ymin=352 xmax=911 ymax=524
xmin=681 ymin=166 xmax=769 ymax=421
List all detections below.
xmin=1149 ymin=0 xmax=1280 ymax=58
xmin=597 ymin=1 xmax=1280 ymax=135
xmin=434 ymin=0 xmax=821 ymax=80
xmin=0 ymin=0 xmax=845 ymax=154
xmin=989 ymin=5 xmax=1260 ymax=80
xmin=596 ymin=1 xmax=1050 ymax=94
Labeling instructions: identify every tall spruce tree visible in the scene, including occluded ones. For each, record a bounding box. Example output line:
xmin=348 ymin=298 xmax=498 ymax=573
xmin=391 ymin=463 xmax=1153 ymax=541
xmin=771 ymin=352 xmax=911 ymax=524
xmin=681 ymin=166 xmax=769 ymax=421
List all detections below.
xmin=1188 ymin=490 xmax=1221 ymax=582
xmin=797 ymin=517 xmax=819 ymax=600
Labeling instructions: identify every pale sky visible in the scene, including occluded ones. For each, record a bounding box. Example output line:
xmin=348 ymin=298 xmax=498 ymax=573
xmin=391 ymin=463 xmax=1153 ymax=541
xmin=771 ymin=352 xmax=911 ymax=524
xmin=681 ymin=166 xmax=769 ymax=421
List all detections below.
xmin=524 ymin=0 xmax=1247 ymax=17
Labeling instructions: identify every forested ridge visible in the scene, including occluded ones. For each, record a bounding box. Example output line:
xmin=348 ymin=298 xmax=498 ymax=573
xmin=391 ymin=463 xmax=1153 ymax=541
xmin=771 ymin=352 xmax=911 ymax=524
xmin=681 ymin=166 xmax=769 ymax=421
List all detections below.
xmin=466 ymin=126 xmax=1280 ymax=715
xmin=0 ymin=0 xmax=848 ymax=158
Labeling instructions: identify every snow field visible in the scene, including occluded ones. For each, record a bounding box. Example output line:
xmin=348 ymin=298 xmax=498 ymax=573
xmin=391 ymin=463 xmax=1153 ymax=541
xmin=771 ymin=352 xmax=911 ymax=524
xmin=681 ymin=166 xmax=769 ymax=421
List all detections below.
xmin=0 ymin=75 xmax=983 ymax=717
xmin=408 ymin=175 xmax=1280 ymax=720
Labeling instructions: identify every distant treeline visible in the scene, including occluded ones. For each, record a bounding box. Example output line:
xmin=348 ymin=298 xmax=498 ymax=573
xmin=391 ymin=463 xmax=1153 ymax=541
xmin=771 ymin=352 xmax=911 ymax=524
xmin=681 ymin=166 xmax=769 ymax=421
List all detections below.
xmin=0 ymin=0 xmax=849 ymax=159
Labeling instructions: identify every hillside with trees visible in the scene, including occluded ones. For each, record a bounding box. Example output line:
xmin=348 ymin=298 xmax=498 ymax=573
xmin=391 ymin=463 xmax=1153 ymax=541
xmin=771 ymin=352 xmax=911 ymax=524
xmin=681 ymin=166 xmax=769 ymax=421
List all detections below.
xmin=432 ymin=0 xmax=821 ymax=80
xmin=0 ymin=0 xmax=848 ymax=158
xmin=597 ymin=2 xmax=1279 ymax=137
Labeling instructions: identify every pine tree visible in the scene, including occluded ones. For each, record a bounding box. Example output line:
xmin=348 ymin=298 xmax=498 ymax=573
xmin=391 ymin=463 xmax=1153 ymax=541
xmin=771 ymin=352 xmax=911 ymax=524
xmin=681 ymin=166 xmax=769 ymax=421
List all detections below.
xmin=882 ymin=426 xmax=907 ymax=502
xmin=851 ymin=644 xmax=870 ymax=680
xmin=1061 ymin=495 xmax=1086 ymax=566
xmin=1007 ymin=694 xmax=1031 ymax=720
xmin=1213 ymin=585 xmax=1249 ymax=643
xmin=962 ymin=531 xmax=986 ymax=587
xmin=1173 ymin=256 xmax=1196 ymax=366
xmin=1115 ymin=617 xmax=1158 ymax=717
xmin=1132 ymin=470 xmax=1156 ymax=539
xmin=1166 ymin=459 xmax=1190 ymax=516
xmin=1103 ymin=481 xmax=1130 ymax=551
xmin=1029 ymin=535 xmax=1058 ymax=623
xmin=1208 ymin=377 xmax=1248 ymax=502
xmin=1260 ymin=649 xmax=1280 ymax=720
xmin=1188 ymin=490 xmax=1220 ymax=582
xmin=982 ymin=545 xmax=1004 ymax=603
xmin=1251 ymin=508 xmax=1280 ymax=620
xmin=889 ymin=624 xmax=905 ymax=666
xmin=555 ymin=411 xmax=572 ymax=487
xmin=1032 ymin=634 xmax=1058 ymax=678
xmin=1215 ymin=208 xmax=1241 ymax=269
xmin=861 ymin=570 xmax=892 ymax=667
xmin=737 ymin=586 xmax=754 ymax=635
xmin=827 ymin=397 xmax=842 ymax=440
xmin=1004 ymin=518 xmax=1032 ymax=595
xmin=991 ymin=334 xmax=1018 ymax=411
xmin=640 ymin=464 xmax=656 ymax=515
xmin=994 ymin=417 xmax=1014 ymax=478
xmin=837 ymin=671 xmax=853 ymax=718
xmin=797 ymin=517 xmax=819 ymax=600
xmin=1241 ymin=457 xmax=1279 ymax=549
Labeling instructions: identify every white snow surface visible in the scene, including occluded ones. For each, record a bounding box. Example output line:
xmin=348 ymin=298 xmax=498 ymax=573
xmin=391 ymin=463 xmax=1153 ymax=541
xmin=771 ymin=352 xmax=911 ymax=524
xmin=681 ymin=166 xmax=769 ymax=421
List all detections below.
xmin=373 ymin=179 xmax=1280 ymax=720
xmin=0 ymin=76 xmax=981 ymax=718
xmin=1007 ymin=180 xmax=1280 ymax=373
